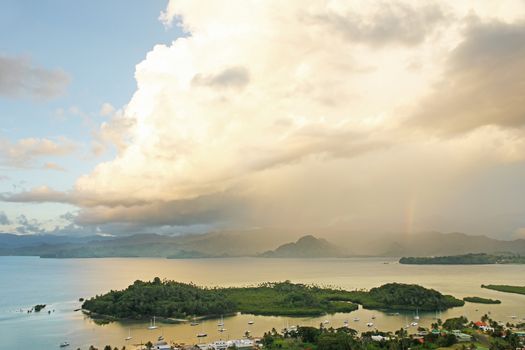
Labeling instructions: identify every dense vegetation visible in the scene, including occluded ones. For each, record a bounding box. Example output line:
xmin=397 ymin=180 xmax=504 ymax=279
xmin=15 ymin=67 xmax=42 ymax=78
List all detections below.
xmin=82 ymin=279 xmax=464 ymax=320
xmin=400 ymin=253 xmax=525 ymax=265
xmin=343 ymin=283 xmax=464 ymax=311
xmin=222 ymin=281 xmax=358 ymax=316
xmin=481 ymin=284 xmax=525 ymax=295
xmin=260 ymin=314 xmax=525 ymax=350
xmin=33 ymin=304 xmax=46 ymax=312
xmin=463 ymin=296 xmax=501 ymax=304
xmin=82 ymin=278 xmax=236 ymax=319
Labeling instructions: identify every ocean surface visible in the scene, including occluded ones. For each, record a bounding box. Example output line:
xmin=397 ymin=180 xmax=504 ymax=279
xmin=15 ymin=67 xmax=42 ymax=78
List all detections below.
xmin=1 ymin=256 xmax=525 ymax=349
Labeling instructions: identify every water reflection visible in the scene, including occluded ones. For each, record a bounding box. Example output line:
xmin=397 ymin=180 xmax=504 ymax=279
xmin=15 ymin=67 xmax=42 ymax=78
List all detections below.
xmin=1 ymin=257 xmax=524 ymax=349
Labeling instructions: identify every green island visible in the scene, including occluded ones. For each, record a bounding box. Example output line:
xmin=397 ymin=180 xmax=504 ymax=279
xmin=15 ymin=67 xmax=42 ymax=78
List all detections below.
xmin=399 ymin=253 xmax=525 ymax=265
xmin=82 ymin=279 xmax=463 ymax=320
xmin=462 ymin=296 xmax=501 ymax=304
xmin=481 ymin=284 xmax=525 ymax=296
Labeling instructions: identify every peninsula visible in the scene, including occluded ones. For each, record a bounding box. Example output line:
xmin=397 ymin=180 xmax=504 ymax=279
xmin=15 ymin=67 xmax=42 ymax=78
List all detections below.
xmin=481 ymin=284 xmax=525 ymax=296
xmin=399 ymin=253 xmax=525 ymax=265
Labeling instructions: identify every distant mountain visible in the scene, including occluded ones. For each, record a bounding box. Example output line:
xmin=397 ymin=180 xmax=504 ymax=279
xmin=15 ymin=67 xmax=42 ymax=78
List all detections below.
xmin=2 ymin=230 xmax=525 ymax=259
xmin=0 ymin=230 xmax=296 ymax=258
xmin=377 ymin=232 xmax=525 ymax=257
xmin=260 ymin=235 xmax=347 ymax=258
xmin=0 ymin=233 xmax=109 ymax=249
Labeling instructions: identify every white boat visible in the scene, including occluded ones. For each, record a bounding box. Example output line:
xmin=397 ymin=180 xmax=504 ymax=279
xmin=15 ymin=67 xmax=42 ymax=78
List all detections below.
xmin=148 ymin=316 xmax=158 ymax=330
xmin=343 ymin=320 xmax=349 ymax=327
xmin=323 ymin=319 xmax=329 ymax=324
xmin=414 ymin=308 xmax=420 ymax=320
xmin=158 ymin=335 xmax=164 ymax=341
xmin=197 ymin=333 xmax=208 ymax=338
xmin=248 ymin=320 xmax=254 ymax=325
xmin=218 ymin=327 xmax=226 ymax=333
xmin=191 ymin=321 xmax=200 ymax=326
xmin=371 ymin=315 xmax=376 ymax=320
xmin=217 ymin=315 xmax=224 ymax=327
xmin=59 ymin=342 xmax=70 ymax=348
xmin=367 ymin=322 xmax=374 ymax=327
xmin=353 ymin=317 xmax=360 ymax=322
xmin=411 ymin=322 xmax=418 ymax=327
xmin=125 ymin=328 xmax=132 ymax=341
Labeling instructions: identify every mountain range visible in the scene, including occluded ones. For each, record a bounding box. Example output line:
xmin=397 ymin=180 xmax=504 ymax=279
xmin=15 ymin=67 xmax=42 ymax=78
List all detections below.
xmin=1 ymin=230 xmax=525 ymax=258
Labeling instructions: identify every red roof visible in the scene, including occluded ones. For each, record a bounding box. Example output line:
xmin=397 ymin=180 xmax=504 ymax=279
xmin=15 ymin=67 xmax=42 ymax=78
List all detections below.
xmin=475 ymin=321 xmax=487 ymax=327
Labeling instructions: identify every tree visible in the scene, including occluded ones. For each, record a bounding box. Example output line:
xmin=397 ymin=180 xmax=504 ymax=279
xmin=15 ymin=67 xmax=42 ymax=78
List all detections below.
xmin=317 ymin=332 xmax=355 ymax=350
xmin=298 ymin=326 xmax=321 ymax=343
xmin=443 ymin=316 xmax=468 ymax=330
xmin=263 ymin=333 xmax=275 ymax=347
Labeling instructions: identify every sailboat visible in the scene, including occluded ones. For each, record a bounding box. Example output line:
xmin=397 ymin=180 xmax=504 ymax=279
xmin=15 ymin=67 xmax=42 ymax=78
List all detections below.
xmin=414 ymin=308 xmax=420 ymax=320
xmin=148 ymin=316 xmax=158 ymax=330
xmin=197 ymin=323 xmax=207 ymax=338
xmin=125 ymin=328 xmax=132 ymax=340
xmin=217 ymin=315 xmax=224 ymax=327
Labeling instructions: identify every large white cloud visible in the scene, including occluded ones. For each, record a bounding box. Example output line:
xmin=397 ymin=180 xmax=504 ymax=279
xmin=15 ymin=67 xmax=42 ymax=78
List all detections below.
xmin=4 ymin=0 xmax=525 ymax=236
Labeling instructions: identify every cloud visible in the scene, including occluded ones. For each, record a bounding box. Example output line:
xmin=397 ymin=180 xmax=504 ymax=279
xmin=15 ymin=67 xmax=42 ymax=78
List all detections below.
xmin=15 ymin=214 xmax=45 ymax=234
xmin=1 ymin=186 xmax=71 ymax=203
xmin=0 ymin=54 xmax=70 ymax=100
xmin=0 ymin=211 xmax=10 ymax=225
xmin=408 ymin=19 xmax=525 ymax=134
xmin=310 ymin=2 xmax=449 ymax=47
xmin=5 ymin=1 xmax=525 ymax=237
xmin=192 ymin=66 xmax=250 ymax=89
xmin=0 ymin=137 xmax=76 ymax=168
xmin=100 ymin=102 xmax=115 ymax=117
xmin=42 ymin=162 xmax=66 ymax=171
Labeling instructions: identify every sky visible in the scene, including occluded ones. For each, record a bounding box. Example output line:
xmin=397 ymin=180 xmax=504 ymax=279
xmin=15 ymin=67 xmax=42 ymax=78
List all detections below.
xmin=1 ymin=0 xmax=525 ymax=239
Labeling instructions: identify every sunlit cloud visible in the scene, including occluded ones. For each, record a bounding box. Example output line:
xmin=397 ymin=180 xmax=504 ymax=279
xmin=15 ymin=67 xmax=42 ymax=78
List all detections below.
xmin=2 ymin=0 xmax=525 ymax=237
xmin=0 ymin=137 xmax=76 ymax=169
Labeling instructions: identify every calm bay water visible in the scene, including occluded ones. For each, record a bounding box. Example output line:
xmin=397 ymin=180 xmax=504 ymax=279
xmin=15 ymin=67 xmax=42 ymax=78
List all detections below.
xmin=1 ymin=256 xmax=525 ymax=349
